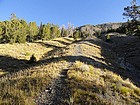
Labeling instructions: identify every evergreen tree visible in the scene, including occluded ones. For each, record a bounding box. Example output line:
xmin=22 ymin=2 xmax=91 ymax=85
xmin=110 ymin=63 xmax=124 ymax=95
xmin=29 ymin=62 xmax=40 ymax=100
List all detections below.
xmin=73 ymin=30 xmax=80 ymax=40
xmin=10 ymin=19 xmax=19 ymax=43
xmin=2 ymin=21 xmax=10 ymax=43
xmin=0 ymin=13 xmax=69 ymax=43
xmin=38 ymin=22 xmax=43 ymax=40
xmin=50 ymin=24 xmax=60 ymax=39
xmin=27 ymin=22 xmax=39 ymax=42
xmin=17 ymin=19 xmax=28 ymax=43
xmin=123 ymin=0 xmax=140 ymax=36
xmin=0 ymin=22 xmax=4 ymax=41
xmin=41 ymin=23 xmax=51 ymax=40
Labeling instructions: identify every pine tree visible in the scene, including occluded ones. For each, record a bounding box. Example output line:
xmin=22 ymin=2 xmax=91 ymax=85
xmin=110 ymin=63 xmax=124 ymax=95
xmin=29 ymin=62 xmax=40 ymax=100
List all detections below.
xmin=41 ymin=23 xmax=51 ymax=41
xmin=17 ymin=19 xmax=28 ymax=43
xmin=123 ymin=0 xmax=140 ymax=36
xmin=50 ymin=24 xmax=60 ymax=39
xmin=27 ymin=22 xmax=39 ymax=42
xmin=73 ymin=30 xmax=80 ymax=41
xmin=0 ymin=22 xmax=4 ymax=41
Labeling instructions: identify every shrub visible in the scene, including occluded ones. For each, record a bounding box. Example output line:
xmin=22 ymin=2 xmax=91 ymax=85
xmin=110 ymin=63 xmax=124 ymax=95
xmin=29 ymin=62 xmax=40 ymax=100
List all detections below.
xmin=106 ymin=34 xmax=110 ymax=42
xmin=28 ymin=54 xmax=37 ymax=64
xmin=73 ymin=31 xmax=80 ymax=41
xmin=25 ymin=52 xmax=30 ymax=56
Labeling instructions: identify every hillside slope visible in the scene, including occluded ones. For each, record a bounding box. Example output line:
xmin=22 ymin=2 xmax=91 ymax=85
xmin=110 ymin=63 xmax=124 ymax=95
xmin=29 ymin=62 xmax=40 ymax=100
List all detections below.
xmin=0 ymin=36 xmax=140 ymax=105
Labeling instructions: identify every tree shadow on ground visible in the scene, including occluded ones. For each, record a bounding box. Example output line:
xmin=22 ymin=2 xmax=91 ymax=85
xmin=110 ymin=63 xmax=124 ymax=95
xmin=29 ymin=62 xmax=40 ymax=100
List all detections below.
xmin=35 ymin=42 xmax=63 ymax=49
xmin=53 ymin=39 xmax=71 ymax=46
xmin=39 ymin=55 xmax=108 ymax=70
xmin=0 ymin=55 xmax=29 ymax=73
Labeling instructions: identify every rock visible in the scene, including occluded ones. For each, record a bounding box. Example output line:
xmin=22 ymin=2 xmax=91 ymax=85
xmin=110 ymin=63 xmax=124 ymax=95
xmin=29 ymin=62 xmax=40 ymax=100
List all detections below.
xmin=79 ymin=64 xmax=90 ymax=72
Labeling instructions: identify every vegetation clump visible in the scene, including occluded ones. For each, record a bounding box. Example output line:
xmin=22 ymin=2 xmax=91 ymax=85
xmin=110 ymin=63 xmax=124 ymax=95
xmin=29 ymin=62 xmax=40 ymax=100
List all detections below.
xmin=106 ymin=34 xmax=110 ymax=42
xmin=28 ymin=54 xmax=37 ymax=64
xmin=116 ymin=0 xmax=140 ymax=37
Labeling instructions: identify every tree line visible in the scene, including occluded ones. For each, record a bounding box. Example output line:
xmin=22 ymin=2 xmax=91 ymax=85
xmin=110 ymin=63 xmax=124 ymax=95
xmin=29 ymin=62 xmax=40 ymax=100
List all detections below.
xmin=0 ymin=13 xmax=87 ymax=44
xmin=0 ymin=14 xmax=71 ymax=44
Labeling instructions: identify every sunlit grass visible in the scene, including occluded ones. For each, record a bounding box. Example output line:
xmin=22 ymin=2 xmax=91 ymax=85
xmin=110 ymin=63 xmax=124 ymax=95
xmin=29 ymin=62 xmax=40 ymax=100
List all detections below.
xmin=0 ymin=60 xmax=68 ymax=105
xmin=0 ymin=43 xmax=52 ymax=61
xmin=0 ymin=37 xmax=71 ymax=104
xmin=67 ymin=61 xmax=140 ymax=105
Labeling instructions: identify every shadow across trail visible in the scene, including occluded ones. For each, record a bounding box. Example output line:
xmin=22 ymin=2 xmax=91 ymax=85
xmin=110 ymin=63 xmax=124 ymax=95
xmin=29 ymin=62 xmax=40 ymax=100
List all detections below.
xmin=40 ymin=55 xmax=108 ymax=70
xmin=35 ymin=42 xmax=63 ymax=49
xmin=53 ymin=39 xmax=71 ymax=46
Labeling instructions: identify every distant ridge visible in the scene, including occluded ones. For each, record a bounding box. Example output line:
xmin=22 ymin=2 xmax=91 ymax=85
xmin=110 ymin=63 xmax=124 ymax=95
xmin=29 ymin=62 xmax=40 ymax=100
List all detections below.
xmin=77 ymin=22 xmax=125 ymax=35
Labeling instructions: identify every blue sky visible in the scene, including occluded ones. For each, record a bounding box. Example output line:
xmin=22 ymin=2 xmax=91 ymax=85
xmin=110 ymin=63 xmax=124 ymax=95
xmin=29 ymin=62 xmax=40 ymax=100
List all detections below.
xmin=0 ymin=0 xmax=139 ymax=27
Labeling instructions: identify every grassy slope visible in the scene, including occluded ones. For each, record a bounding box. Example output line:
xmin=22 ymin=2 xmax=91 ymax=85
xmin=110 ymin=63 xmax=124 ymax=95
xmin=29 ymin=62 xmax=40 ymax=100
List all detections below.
xmin=65 ymin=37 xmax=140 ymax=105
xmin=0 ymin=36 xmax=140 ymax=105
xmin=0 ymin=37 xmax=74 ymax=105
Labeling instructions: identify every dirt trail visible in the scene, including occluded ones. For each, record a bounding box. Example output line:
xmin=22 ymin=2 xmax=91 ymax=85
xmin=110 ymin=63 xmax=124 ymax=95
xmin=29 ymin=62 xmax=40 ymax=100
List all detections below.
xmin=35 ymin=41 xmax=82 ymax=105
xmin=35 ymin=69 xmax=70 ymax=104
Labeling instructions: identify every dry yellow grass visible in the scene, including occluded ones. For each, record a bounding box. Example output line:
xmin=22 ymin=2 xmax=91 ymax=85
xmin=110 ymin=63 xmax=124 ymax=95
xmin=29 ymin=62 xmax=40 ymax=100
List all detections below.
xmin=64 ymin=37 xmax=140 ymax=105
xmin=67 ymin=61 xmax=140 ymax=105
xmin=0 ymin=37 xmax=73 ymax=105
xmin=0 ymin=43 xmax=52 ymax=60
xmin=0 ymin=37 xmax=140 ymax=105
xmin=0 ymin=60 xmax=68 ymax=105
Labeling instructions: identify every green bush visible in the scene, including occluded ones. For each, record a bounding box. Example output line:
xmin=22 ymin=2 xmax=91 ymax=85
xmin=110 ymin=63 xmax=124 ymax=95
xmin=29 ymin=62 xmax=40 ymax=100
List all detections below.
xmin=119 ymin=86 xmax=133 ymax=95
xmin=106 ymin=34 xmax=110 ymax=42
xmin=73 ymin=31 xmax=80 ymax=41
xmin=25 ymin=52 xmax=30 ymax=56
